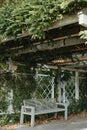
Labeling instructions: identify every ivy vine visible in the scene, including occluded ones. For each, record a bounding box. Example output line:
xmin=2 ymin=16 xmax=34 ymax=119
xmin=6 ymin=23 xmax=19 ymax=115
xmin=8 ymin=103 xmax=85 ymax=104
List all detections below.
xmin=0 ymin=0 xmax=87 ymax=41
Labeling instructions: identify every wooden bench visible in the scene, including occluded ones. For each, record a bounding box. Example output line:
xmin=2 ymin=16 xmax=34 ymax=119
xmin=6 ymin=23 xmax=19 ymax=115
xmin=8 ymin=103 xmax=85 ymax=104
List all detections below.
xmin=20 ymin=98 xmax=68 ymax=127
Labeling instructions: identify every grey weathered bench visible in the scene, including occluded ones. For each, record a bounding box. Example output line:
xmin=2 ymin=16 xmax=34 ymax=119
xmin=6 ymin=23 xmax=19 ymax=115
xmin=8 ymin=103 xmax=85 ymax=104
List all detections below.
xmin=20 ymin=98 xmax=68 ymax=127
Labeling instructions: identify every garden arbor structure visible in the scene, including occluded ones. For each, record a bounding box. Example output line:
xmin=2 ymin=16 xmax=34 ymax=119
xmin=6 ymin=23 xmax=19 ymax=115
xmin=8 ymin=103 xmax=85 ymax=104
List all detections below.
xmin=0 ymin=8 xmax=87 ymax=103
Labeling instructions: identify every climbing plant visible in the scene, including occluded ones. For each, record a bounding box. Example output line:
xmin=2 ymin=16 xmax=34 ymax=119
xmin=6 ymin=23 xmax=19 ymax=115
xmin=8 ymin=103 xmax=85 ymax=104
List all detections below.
xmin=0 ymin=0 xmax=87 ymax=41
xmin=0 ymin=66 xmax=36 ymax=112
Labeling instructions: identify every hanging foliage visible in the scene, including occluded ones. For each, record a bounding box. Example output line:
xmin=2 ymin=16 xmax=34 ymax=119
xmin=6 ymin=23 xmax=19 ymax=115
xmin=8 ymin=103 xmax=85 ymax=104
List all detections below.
xmin=0 ymin=0 xmax=87 ymax=41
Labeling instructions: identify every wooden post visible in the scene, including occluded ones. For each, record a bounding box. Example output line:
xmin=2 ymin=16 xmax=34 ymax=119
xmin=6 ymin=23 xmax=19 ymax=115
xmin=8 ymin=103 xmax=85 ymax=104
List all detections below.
xmin=7 ymin=89 xmax=14 ymax=114
xmin=75 ymin=72 xmax=79 ymax=100
xmin=51 ymin=77 xmax=55 ymax=99
xmin=20 ymin=106 xmax=24 ymax=124
xmin=62 ymin=81 xmax=66 ymax=103
xmin=54 ymin=67 xmax=61 ymax=118
xmin=31 ymin=107 xmax=35 ymax=127
xmin=57 ymin=66 xmax=61 ymax=102
xmin=8 ymin=57 xmax=12 ymax=72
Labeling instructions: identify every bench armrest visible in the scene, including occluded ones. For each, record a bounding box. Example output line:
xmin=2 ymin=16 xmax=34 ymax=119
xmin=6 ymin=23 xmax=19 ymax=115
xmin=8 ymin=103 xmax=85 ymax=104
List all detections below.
xmin=20 ymin=106 xmax=35 ymax=125
xmin=21 ymin=105 xmax=35 ymax=114
xmin=22 ymin=106 xmax=34 ymax=109
xmin=56 ymin=102 xmax=68 ymax=109
xmin=56 ymin=102 xmax=68 ymax=120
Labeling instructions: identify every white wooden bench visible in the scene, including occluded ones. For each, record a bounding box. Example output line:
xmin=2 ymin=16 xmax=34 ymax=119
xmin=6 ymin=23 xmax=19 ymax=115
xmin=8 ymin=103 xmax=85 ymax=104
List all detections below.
xmin=20 ymin=98 xmax=68 ymax=127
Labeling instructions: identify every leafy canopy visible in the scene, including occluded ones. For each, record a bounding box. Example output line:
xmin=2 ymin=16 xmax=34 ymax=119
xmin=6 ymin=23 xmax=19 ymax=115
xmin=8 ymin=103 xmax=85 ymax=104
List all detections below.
xmin=0 ymin=0 xmax=87 ymax=41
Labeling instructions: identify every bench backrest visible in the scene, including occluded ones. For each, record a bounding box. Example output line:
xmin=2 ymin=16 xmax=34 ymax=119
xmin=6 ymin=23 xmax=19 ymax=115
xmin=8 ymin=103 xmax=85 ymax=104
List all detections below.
xmin=23 ymin=98 xmax=57 ymax=112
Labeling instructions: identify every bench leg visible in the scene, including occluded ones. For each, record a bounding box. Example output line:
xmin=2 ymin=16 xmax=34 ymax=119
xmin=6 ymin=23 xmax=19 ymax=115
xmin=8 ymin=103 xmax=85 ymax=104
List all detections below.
xmin=31 ymin=114 xmax=35 ymax=127
xmin=20 ymin=106 xmax=24 ymax=124
xmin=64 ymin=108 xmax=68 ymax=120
xmin=54 ymin=112 xmax=57 ymax=118
xmin=20 ymin=113 xmax=24 ymax=124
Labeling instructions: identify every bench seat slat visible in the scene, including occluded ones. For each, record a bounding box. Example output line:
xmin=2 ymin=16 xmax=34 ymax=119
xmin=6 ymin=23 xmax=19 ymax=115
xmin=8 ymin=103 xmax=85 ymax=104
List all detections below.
xmin=35 ymin=108 xmax=65 ymax=115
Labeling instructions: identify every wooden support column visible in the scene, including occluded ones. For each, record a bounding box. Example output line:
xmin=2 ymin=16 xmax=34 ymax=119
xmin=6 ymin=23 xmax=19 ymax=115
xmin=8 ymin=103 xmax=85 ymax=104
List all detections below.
xmin=75 ymin=72 xmax=79 ymax=100
xmin=51 ymin=77 xmax=55 ymax=99
xmin=8 ymin=57 xmax=12 ymax=72
xmin=62 ymin=81 xmax=66 ymax=103
xmin=57 ymin=66 xmax=61 ymax=102
xmin=7 ymin=89 xmax=14 ymax=114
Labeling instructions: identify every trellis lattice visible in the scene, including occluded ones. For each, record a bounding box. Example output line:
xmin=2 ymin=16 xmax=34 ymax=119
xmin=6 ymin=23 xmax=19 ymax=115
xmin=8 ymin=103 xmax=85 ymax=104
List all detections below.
xmin=34 ymin=74 xmax=55 ymax=99
xmin=65 ymin=76 xmax=87 ymax=101
xmin=79 ymin=76 xmax=87 ymax=98
xmin=65 ymin=77 xmax=75 ymax=102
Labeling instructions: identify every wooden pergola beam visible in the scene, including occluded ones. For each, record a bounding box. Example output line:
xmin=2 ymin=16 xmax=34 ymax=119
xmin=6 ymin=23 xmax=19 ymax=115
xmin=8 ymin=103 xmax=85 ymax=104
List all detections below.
xmin=40 ymin=64 xmax=87 ymax=73
xmin=51 ymin=57 xmax=87 ymax=64
xmin=15 ymin=37 xmax=85 ymax=56
xmin=61 ymin=67 xmax=87 ymax=73
xmin=49 ymin=13 xmax=78 ymax=30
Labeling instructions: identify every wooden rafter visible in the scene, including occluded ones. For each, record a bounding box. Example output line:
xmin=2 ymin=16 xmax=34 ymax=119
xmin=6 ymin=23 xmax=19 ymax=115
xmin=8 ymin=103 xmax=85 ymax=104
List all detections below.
xmin=37 ymin=64 xmax=87 ymax=73
xmin=61 ymin=67 xmax=87 ymax=73
xmin=50 ymin=57 xmax=87 ymax=64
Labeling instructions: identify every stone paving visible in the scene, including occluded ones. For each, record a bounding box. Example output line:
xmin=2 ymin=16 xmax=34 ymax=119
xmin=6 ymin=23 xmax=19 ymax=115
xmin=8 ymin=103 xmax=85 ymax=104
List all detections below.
xmin=14 ymin=117 xmax=87 ymax=130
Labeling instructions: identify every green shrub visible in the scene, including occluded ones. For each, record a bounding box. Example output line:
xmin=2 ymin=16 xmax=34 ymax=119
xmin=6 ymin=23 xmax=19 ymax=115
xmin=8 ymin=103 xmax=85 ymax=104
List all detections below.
xmin=68 ymin=97 xmax=87 ymax=115
xmin=0 ymin=113 xmax=20 ymax=126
